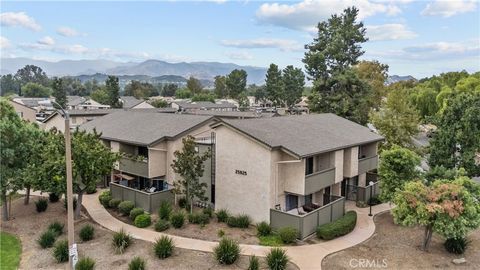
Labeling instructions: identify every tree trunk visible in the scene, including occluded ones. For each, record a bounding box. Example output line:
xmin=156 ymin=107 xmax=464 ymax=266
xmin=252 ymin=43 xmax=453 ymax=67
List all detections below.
xmin=422 ymin=225 xmax=433 ymax=251
xmin=24 ymin=185 xmax=31 ymax=205
xmin=1 ymin=192 xmax=8 ymax=221
xmin=75 ymin=191 xmax=83 ymax=220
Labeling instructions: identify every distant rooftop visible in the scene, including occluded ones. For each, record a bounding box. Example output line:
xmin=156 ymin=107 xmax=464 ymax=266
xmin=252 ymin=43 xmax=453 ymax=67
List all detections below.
xmin=174 ymin=101 xmax=237 ymax=109
xmin=120 ymin=96 xmax=144 ymax=108
xmin=183 ymin=110 xmax=278 ymax=119
xmin=67 ymin=96 xmax=86 ymax=106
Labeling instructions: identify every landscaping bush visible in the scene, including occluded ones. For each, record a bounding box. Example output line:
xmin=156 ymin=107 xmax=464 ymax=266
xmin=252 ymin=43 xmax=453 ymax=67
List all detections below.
xmin=203 ymin=207 xmax=214 ymax=218
xmin=49 ymin=193 xmax=60 ymax=203
xmin=178 ymin=197 xmax=188 ymax=209
xmin=217 ymin=229 xmax=225 ymax=238
xmin=227 ymin=214 xmax=251 ymax=228
xmin=154 ymin=236 xmax=174 ymax=259
xmin=188 ymin=212 xmax=210 ymax=225
xmin=316 ymin=211 xmax=357 ymax=240
xmin=75 ymin=257 xmax=95 ymax=270
xmin=170 ymin=211 xmax=185 ymax=229
xmin=35 ymin=198 xmax=48 ymax=212
xmin=118 ymin=201 xmax=135 ymax=216
xmin=158 ymin=200 xmax=172 ymax=220
xmin=128 ymin=256 xmax=146 ymax=270
xmin=48 ymin=221 xmax=64 ymax=237
xmin=369 ymin=195 xmax=381 ymax=205
xmin=129 ymin=208 xmax=144 ymax=221
xmin=266 ymin=248 xmax=289 ymax=270
xmin=257 ymin=221 xmax=272 ymax=237
xmin=444 ymin=237 xmax=469 ymax=254
xmin=99 ymin=191 xmax=112 ymax=208
xmin=108 ymin=198 xmax=121 ymax=209
xmin=134 ymin=214 xmax=152 ymax=228
xmin=37 ymin=230 xmax=56 ymax=248
xmin=63 ymin=196 xmax=78 ymax=211
xmin=258 ymin=234 xmax=283 ymax=247
xmin=112 ymin=228 xmax=132 ymax=254
xmin=213 ymin=237 xmax=240 ymax=265
xmin=248 ymin=255 xmax=260 ymax=270
xmin=79 ymin=224 xmax=95 ymax=242
xmin=86 ymin=185 xmax=97 ymax=194
xmin=53 ymin=240 xmax=69 ymax=263
xmin=216 ymin=209 xmax=229 ymax=223
xmin=278 ymin=227 xmax=298 ymax=244
xmin=154 ymin=219 xmax=170 ymax=232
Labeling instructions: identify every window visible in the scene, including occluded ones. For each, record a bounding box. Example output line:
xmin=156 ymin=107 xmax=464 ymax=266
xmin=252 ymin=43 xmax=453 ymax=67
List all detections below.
xmin=285 ymin=194 xmax=298 ymax=211
xmin=138 ymin=146 xmax=149 ymax=158
xmin=305 ymin=194 xmax=313 ymax=205
xmin=305 ymin=157 xmax=314 ymax=175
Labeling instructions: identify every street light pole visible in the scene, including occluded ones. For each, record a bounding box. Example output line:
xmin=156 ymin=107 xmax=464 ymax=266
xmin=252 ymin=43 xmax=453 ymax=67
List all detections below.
xmin=368 ymin=181 xmax=374 ymax=217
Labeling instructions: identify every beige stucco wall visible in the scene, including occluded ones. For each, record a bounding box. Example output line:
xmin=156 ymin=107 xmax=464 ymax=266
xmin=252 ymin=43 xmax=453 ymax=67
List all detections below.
xmin=343 ymin=146 xmax=359 ymax=177
xmin=278 ymin=152 xmax=305 ymax=196
xmin=148 ymin=141 xmax=167 ymax=178
xmin=43 ymin=113 xmax=65 ymax=132
xmin=334 ymin=150 xmax=344 ymax=183
xmin=10 ymin=101 xmax=36 ymax=122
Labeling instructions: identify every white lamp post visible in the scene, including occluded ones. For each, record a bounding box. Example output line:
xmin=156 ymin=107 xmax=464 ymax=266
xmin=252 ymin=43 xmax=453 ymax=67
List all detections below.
xmin=368 ymin=180 xmax=374 ymax=217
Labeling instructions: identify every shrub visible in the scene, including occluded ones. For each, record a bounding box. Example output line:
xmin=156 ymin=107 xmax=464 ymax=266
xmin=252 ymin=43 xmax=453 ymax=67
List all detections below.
xmin=369 ymin=195 xmax=381 ymax=205
xmin=63 ymin=196 xmax=78 ymax=211
xmin=217 ymin=229 xmax=225 ymax=238
xmin=257 ymin=221 xmax=272 ymax=237
xmin=170 ymin=211 xmax=185 ymax=229
xmin=316 ymin=211 xmax=357 ymax=240
xmin=99 ymin=191 xmax=112 ymax=208
xmin=227 ymin=214 xmax=251 ymax=228
xmin=213 ymin=237 xmax=240 ymax=265
xmin=118 ymin=201 xmax=135 ymax=216
xmin=108 ymin=198 xmax=121 ymax=209
xmin=48 ymin=221 xmax=64 ymax=237
xmin=158 ymin=200 xmax=172 ymax=220
xmin=35 ymin=198 xmax=48 ymax=212
xmin=86 ymin=185 xmax=97 ymax=194
xmin=49 ymin=193 xmax=60 ymax=203
xmin=128 ymin=257 xmax=146 ymax=270
xmin=112 ymin=228 xmax=132 ymax=254
xmin=155 ymin=219 xmax=170 ymax=232
xmin=355 ymin=200 xmax=368 ymax=208
xmin=266 ymin=248 xmax=289 ymax=270
xmin=75 ymin=257 xmax=95 ymax=270
xmin=129 ymin=208 xmax=144 ymax=221
xmin=188 ymin=212 xmax=210 ymax=225
xmin=259 ymin=234 xmax=283 ymax=247
xmin=178 ymin=197 xmax=188 ymax=209
xmin=154 ymin=236 xmax=174 ymax=259
xmin=79 ymin=224 xmax=95 ymax=242
xmin=248 ymin=255 xmax=260 ymax=270
xmin=216 ymin=209 xmax=229 ymax=223
xmin=53 ymin=240 xmax=69 ymax=263
xmin=203 ymin=207 xmax=214 ymax=218
xmin=37 ymin=230 xmax=56 ymax=248
xmin=134 ymin=214 xmax=152 ymax=228
xmin=278 ymin=227 xmax=298 ymax=244
xmin=444 ymin=237 xmax=469 ymax=254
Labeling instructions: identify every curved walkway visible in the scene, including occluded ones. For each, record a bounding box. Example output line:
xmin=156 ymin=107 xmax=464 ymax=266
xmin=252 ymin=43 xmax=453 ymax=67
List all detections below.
xmin=83 ymin=191 xmax=391 ymax=270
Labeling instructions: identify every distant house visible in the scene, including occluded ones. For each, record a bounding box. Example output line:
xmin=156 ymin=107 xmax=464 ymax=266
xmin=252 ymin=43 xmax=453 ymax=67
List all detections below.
xmin=171 ymin=101 xmax=237 ymax=112
xmin=182 ymin=110 xmax=278 ymax=119
xmin=9 ymin=100 xmax=37 ymax=123
xmin=11 ymin=97 xmax=55 ymax=121
xmin=67 ymin=96 xmax=110 ymax=110
xmin=120 ymin=96 xmax=154 ymax=109
xmin=42 ymin=109 xmax=120 ymax=131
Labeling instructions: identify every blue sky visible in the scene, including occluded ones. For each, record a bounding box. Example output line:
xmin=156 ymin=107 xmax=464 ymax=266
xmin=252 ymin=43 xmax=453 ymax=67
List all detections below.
xmin=1 ymin=0 xmax=479 ymax=78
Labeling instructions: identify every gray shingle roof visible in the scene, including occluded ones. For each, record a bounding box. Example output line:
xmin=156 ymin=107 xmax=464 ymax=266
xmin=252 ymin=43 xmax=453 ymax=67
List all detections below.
xmin=120 ymin=96 xmax=143 ymax=108
xmin=79 ymin=110 xmax=214 ymax=146
xmin=217 ymin=113 xmax=384 ymax=157
xmin=175 ymin=101 xmax=237 ymax=109
xmin=67 ymin=96 xmax=86 ymax=106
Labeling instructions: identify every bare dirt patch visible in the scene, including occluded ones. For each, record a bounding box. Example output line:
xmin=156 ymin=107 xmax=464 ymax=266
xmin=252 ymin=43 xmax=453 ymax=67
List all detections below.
xmin=322 ymin=211 xmax=480 ymax=270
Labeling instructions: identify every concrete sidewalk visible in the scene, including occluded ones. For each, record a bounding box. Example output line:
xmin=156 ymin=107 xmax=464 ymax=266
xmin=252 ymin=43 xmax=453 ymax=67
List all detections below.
xmin=82 ymin=191 xmax=391 ymax=270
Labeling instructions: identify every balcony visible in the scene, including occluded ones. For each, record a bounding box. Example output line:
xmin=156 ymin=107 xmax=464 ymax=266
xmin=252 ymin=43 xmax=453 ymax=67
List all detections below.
xmin=358 ymin=155 xmax=378 ymax=175
xmin=118 ymin=156 xmax=149 ymax=178
xmin=304 ymin=167 xmax=336 ymax=194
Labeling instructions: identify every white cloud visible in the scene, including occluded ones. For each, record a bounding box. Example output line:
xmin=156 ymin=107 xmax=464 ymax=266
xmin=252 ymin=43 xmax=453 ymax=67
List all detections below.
xmin=256 ymin=0 xmax=402 ymax=32
xmin=38 ymin=36 xmax=55 ymax=46
xmin=56 ymin=26 xmax=81 ymax=37
xmin=367 ymin=24 xmax=417 ymax=41
xmin=221 ymin=38 xmax=302 ymax=51
xmin=0 ymin=12 xmax=41 ymax=31
xmin=421 ymin=0 xmax=478 ymax=17
xmin=225 ymin=51 xmax=254 ymax=60
xmin=0 ymin=36 xmax=11 ymax=49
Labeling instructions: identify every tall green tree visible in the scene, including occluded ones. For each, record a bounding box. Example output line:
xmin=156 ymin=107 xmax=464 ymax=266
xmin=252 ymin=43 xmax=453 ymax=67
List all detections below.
xmin=105 ymin=76 xmax=121 ymax=108
xmin=0 ymin=74 xmax=20 ymax=96
xmin=186 ymin=76 xmax=203 ymax=94
xmin=14 ymin=65 xmax=49 ymax=90
xmin=52 ymin=77 xmax=67 ymax=108
xmin=265 ymin=64 xmax=284 ymax=107
xmin=214 ymin=75 xmax=227 ymax=98
xmin=282 ymin=65 xmax=305 ymax=108
xmin=354 ymin=60 xmax=389 ymax=110
xmin=90 ymin=87 xmax=110 ymax=105
xmin=226 ymin=69 xmax=247 ymax=99
xmin=171 ymin=136 xmax=210 ymax=213
xmin=124 ymin=80 xmax=155 ymax=99
xmin=21 ymin=82 xmax=52 ymax=97
xmin=161 ymin=83 xmax=178 ymax=97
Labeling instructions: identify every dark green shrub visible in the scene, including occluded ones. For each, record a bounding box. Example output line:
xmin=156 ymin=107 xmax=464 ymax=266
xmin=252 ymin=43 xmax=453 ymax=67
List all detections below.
xmin=129 ymin=208 xmax=144 ymax=221
xmin=266 ymin=248 xmax=289 ymax=270
xmin=444 ymin=237 xmax=469 ymax=254
xmin=154 ymin=236 xmax=174 ymax=259
xmin=79 ymin=224 xmax=95 ymax=241
xmin=35 ymin=198 xmax=48 ymax=212
xmin=216 ymin=209 xmax=229 ymax=223
xmin=158 ymin=200 xmax=172 ymax=220
xmin=75 ymin=257 xmax=95 ymax=270
xmin=118 ymin=201 xmax=135 ymax=215
xmin=99 ymin=191 xmax=112 ymax=208
xmin=155 ymin=219 xmax=170 ymax=232
xmin=217 ymin=229 xmax=225 ymax=238
xmin=128 ymin=256 xmax=146 ymax=270
xmin=278 ymin=227 xmax=298 ymax=244
xmin=213 ymin=237 xmax=240 ymax=265
xmin=37 ymin=230 xmax=56 ymax=248
xmin=369 ymin=195 xmax=381 ymax=205
xmin=108 ymin=198 xmax=121 ymax=209
xmin=178 ymin=197 xmax=188 ymax=209
xmin=48 ymin=221 xmax=64 ymax=237
xmin=53 ymin=240 xmax=69 ymax=263
xmin=248 ymin=255 xmax=260 ymax=270
xmin=203 ymin=207 xmax=214 ymax=218
xmin=170 ymin=211 xmax=185 ymax=229
xmin=227 ymin=214 xmax=251 ymax=228
xmin=134 ymin=214 xmax=151 ymax=228
xmin=257 ymin=221 xmax=272 ymax=236
xmin=316 ymin=211 xmax=357 ymax=240
xmin=112 ymin=228 xmax=132 ymax=254
xmin=86 ymin=185 xmax=97 ymax=194
xmin=188 ymin=212 xmax=210 ymax=225
xmin=63 ymin=196 xmax=78 ymax=211
xmin=49 ymin=193 xmax=60 ymax=203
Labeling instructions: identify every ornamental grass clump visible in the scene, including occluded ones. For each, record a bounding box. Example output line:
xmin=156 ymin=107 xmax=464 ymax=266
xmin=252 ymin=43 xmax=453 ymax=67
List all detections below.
xmin=266 ymin=248 xmax=289 ymax=270
xmin=37 ymin=230 xmax=56 ymax=249
xmin=213 ymin=237 xmax=240 ymax=265
xmin=112 ymin=228 xmax=132 ymax=254
xmin=35 ymin=198 xmax=48 ymax=212
xmin=53 ymin=240 xmax=69 ymax=263
xmin=79 ymin=224 xmax=95 ymax=242
xmin=154 ymin=236 xmax=174 ymax=259
xmin=128 ymin=256 xmax=146 ymax=270
xmin=158 ymin=200 xmax=172 ymax=220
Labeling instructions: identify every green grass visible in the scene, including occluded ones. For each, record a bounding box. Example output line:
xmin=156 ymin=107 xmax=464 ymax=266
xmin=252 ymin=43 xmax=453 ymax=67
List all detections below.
xmin=0 ymin=231 xmax=22 ymax=270
xmin=258 ymin=234 xmax=283 ymax=246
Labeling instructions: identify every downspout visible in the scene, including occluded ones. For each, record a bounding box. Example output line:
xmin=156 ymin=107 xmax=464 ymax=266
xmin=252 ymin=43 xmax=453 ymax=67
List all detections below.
xmin=274 ymin=159 xmax=302 ymax=207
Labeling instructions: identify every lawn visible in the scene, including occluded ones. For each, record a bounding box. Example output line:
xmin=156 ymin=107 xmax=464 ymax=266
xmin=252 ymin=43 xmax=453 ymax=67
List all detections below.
xmin=0 ymin=231 xmax=22 ymax=270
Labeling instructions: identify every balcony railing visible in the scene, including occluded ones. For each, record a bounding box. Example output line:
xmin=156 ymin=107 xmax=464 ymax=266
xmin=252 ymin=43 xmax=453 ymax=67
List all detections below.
xmin=110 ymin=182 xmax=174 ymax=213
xmin=358 ymin=155 xmax=378 ymax=175
xmin=304 ymin=167 xmax=336 ymax=194
xmin=118 ymin=156 xmax=149 ymax=178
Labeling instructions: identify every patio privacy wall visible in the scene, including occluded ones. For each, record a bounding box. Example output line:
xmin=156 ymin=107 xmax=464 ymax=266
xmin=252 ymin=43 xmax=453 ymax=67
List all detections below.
xmin=110 ymin=182 xmax=174 ymax=213
xmin=270 ymin=196 xmax=346 ymax=239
